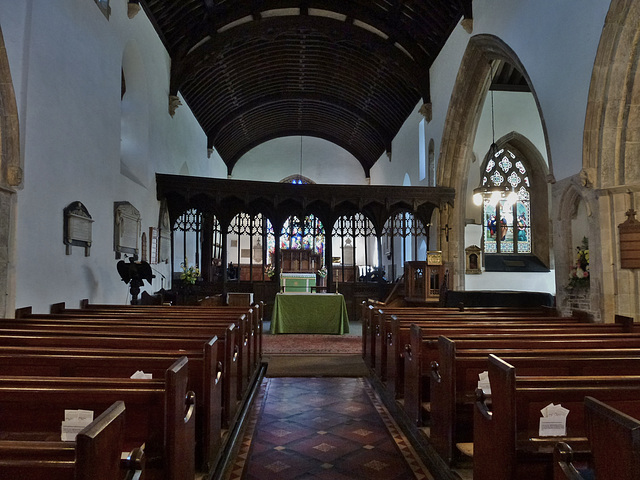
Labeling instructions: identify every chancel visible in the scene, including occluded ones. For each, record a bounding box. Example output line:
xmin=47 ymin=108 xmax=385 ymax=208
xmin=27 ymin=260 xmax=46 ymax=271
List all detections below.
xmin=2 ymin=1 xmax=640 ymax=479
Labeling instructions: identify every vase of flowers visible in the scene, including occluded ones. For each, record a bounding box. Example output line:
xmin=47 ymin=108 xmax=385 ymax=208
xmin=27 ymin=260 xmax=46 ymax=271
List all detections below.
xmin=264 ymin=264 xmax=275 ymax=280
xmin=567 ymin=237 xmax=589 ymax=290
xmin=317 ymin=265 xmax=327 ymax=287
xmin=180 ymin=261 xmax=200 ymax=285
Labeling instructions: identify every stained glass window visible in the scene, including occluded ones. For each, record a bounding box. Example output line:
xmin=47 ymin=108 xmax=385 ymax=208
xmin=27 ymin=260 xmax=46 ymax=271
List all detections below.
xmin=481 ymin=148 xmax=531 ymax=254
xmin=280 ymin=215 xmax=324 ymax=255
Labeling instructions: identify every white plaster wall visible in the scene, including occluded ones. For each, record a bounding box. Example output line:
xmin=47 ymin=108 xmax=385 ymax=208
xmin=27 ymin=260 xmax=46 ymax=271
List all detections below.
xmin=0 ymin=0 xmax=215 ymax=312
xmin=232 ymin=136 xmax=366 ymax=184
xmin=471 ymin=0 xmax=609 ymax=181
xmin=370 ymin=103 xmax=423 ymax=186
xmin=0 ymin=0 xmax=614 ymax=311
xmin=463 ymin=91 xmax=556 ymax=293
xmin=372 ymin=0 xmax=609 ymax=188
xmin=464 ymin=224 xmax=556 ymax=294
xmin=465 ymin=90 xmax=548 ymax=224
xmin=371 ymin=0 xmax=607 ymax=295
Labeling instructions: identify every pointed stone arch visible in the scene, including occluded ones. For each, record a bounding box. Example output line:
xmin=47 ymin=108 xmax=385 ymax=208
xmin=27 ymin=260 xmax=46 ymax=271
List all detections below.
xmin=553 ymin=178 xmax=600 ymax=318
xmin=495 ymin=132 xmax=550 ymax=266
xmin=437 ymin=34 xmax=552 ymax=288
xmin=0 ymin=24 xmax=21 ymax=317
xmin=581 ymin=0 xmax=640 ymax=321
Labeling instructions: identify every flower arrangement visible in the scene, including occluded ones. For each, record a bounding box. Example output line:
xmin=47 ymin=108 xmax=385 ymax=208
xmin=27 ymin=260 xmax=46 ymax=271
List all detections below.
xmin=180 ymin=261 xmax=200 ymax=285
xmin=317 ymin=265 xmax=327 ymax=278
xmin=567 ymin=237 xmax=589 ymax=290
xmin=264 ymin=264 xmax=275 ymax=278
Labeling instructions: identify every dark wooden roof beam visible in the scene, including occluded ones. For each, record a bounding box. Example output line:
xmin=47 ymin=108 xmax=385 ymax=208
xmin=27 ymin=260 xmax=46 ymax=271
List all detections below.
xmin=206 ymin=93 xmax=394 ymax=146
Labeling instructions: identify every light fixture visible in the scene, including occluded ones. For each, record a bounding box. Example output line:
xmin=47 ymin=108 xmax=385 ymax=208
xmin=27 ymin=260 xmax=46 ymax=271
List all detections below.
xmin=292 ymin=136 xmax=303 ymax=184
xmin=472 ymin=188 xmax=483 ymax=206
xmin=471 ymin=60 xmax=518 ymax=206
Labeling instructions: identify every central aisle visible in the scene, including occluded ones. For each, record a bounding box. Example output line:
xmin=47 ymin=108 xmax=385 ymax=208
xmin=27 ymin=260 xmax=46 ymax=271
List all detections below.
xmin=227 ymin=377 xmax=433 ymax=479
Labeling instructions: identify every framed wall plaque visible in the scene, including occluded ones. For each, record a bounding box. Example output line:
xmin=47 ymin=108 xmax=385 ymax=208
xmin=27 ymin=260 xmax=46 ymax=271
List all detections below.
xmin=114 ymin=201 xmax=141 ymax=259
xmin=619 ymin=209 xmax=640 ymax=269
xmin=465 ymin=245 xmax=482 ymax=274
xmin=149 ymin=227 xmax=159 ymax=264
xmin=427 ymin=250 xmax=443 ymax=265
xmin=64 ymin=201 xmax=94 ymax=256
xmin=158 ymin=201 xmax=171 ymax=264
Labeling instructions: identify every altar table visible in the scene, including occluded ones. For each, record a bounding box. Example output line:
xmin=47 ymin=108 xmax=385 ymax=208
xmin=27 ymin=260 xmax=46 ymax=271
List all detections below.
xmin=270 ymin=293 xmax=350 ymax=334
xmin=280 ymin=273 xmax=316 ymax=293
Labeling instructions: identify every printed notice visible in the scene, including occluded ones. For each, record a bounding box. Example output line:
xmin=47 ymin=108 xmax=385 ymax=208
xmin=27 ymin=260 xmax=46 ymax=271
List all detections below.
xmin=538 ymin=403 xmax=569 ymax=436
xmin=477 ymin=371 xmax=491 ymax=394
xmin=61 ymin=409 xmax=94 ymax=441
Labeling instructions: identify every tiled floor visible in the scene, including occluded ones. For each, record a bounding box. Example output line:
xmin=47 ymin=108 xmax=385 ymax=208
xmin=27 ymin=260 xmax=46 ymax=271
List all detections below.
xmin=228 ymin=377 xmax=434 ymax=479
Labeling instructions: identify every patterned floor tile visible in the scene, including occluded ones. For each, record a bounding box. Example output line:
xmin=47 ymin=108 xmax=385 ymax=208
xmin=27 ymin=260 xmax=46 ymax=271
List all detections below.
xmin=227 ymin=377 xmax=434 ymax=480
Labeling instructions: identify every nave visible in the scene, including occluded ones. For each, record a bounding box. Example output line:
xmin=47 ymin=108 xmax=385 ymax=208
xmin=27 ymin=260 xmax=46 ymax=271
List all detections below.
xmin=226 ymin=376 xmax=433 ymax=480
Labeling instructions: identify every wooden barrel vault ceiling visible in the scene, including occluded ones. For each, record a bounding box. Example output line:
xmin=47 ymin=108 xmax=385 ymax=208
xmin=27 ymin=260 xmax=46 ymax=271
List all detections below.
xmin=137 ymin=0 xmax=473 ymax=177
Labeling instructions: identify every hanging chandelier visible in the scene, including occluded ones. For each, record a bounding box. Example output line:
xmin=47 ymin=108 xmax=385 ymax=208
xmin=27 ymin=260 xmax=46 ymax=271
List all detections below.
xmin=472 ymin=61 xmax=518 ymax=208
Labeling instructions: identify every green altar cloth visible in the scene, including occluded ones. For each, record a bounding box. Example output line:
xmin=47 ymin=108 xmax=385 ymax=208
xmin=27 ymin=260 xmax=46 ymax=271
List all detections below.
xmin=270 ymin=293 xmax=350 ymax=334
xmin=281 ymin=273 xmax=316 ymax=292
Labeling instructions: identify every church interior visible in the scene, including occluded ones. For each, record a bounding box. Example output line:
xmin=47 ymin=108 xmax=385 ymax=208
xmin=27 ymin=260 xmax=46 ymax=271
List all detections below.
xmin=0 ymin=0 xmax=639 ymax=479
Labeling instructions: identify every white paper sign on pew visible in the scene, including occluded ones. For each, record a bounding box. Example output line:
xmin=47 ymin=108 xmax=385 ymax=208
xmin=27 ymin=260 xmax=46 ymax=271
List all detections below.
xmin=61 ymin=409 xmax=94 ymax=441
xmin=130 ymin=370 xmax=152 ymax=379
xmin=477 ymin=371 xmax=491 ymax=394
xmin=539 ymin=403 xmax=569 ymax=436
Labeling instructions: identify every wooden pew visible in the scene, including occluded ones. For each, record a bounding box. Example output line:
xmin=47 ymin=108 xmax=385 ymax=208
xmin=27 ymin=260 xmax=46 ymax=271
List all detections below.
xmin=473 ymin=355 xmax=640 ymax=480
xmin=76 ymin=299 xmax=265 ymax=363
xmin=18 ymin=304 xmax=257 ymax=398
xmin=7 ymin=315 xmax=241 ymax=416
xmin=13 ymin=303 xmax=263 ymax=463
xmin=65 ymin=301 xmax=263 ymax=386
xmin=14 ymin=307 xmax=252 ymax=398
xmin=554 ymin=396 xmax=640 ymax=480
xmin=0 ymin=401 xmax=144 ymax=480
xmin=0 ymin=330 xmax=233 ymax=471
xmin=403 ymin=322 xmax=640 ymax=428
xmin=362 ymin=304 xmax=563 ymax=372
xmin=365 ymin=306 xmax=579 ymax=380
xmin=381 ymin=314 xmax=600 ymax=400
xmin=431 ymin=335 xmax=640 ymax=464
xmin=73 ymin=300 xmax=265 ymax=375
xmin=0 ymin=356 xmax=195 ymax=480
xmin=0 ymin=345 xmax=220 ymax=472
xmin=553 ymin=442 xmax=592 ymax=480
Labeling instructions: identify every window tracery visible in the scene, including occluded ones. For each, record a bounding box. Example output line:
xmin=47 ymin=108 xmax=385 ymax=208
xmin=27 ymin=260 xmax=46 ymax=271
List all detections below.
xmin=482 ymin=148 xmax=532 ymax=254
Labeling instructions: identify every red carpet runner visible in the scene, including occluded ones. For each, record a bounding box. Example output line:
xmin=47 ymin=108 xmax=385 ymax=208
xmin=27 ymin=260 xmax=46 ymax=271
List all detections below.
xmin=262 ymin=334 xmax=361 ymax=355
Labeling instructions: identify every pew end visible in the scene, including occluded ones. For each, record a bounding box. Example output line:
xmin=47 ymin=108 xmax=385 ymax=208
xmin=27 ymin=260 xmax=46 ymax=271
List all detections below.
xmin=553 ymin=442 xmax=590 ymax=480
xmin=121 ymin=447 xmax=145 ymax=480
xmin=584 ymin=395 xmax=640 ymax=480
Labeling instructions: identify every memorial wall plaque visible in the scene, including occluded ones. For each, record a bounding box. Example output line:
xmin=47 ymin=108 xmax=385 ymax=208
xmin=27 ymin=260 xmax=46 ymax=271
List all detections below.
xmin=158 ymin=203 xmax=171 ymax=263
xmin=114 ymin=201 xmax=141 ymax=259
xmin=427 ymin=250 xmax=443 ymax=265
xmin=64 ymin=201 xmax=94 ymax=256
xmin=465 ymin=245 xmax=481 ymax=274
xmin=619 ymin=209 xmax=640 ymax=269
xmin=149 ymin=227 xmax=159 ymax=264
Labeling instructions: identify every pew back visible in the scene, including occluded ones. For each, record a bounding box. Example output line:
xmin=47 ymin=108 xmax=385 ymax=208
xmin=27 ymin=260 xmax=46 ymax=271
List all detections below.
xmin=473 ymin=355 xmax=640 ymax=480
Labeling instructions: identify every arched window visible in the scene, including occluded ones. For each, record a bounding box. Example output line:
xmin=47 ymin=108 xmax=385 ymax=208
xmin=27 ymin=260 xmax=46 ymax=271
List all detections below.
xmin=92 ymin=0 xmax=111 ymax=19
xmin=280 ymin=174 xmax=314 ymax=185
xmin=278 ymin=215 xmax=324 ymax=254
xmin=477 ymin=147 xmax=532 ymax=254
